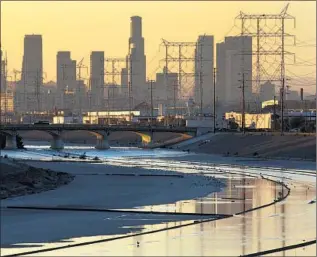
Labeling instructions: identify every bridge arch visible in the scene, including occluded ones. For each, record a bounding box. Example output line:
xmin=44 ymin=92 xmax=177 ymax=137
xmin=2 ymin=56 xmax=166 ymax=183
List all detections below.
xmin=0 ymin=124 xmax=198 ymax=150
xmin=134 ymin=132 xmax=153 ymax=146
xmin=45 ymin=129 xmax=110 ymax=150
xmin=0 ymin=131 xmax=18 ymax=149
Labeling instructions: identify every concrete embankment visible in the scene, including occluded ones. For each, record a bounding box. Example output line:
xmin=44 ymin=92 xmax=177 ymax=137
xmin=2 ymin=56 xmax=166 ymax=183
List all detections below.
xmin=0 ymin=158 xmax=74 ymax=199
xmin=171 ymin=133 xmax=316 ymax=161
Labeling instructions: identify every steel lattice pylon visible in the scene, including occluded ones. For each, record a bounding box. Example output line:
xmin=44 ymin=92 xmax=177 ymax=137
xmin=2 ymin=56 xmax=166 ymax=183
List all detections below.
xmin=235 ymin=3 xmax=296 ymax=133
xmin=160 ymin=38 xmax=213 ymax=115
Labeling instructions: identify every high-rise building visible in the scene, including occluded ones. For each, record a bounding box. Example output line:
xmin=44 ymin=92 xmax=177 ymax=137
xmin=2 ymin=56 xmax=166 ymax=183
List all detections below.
xmin=154 ymin=67 xmax=178 ymax=114
xmin=128 ymin=16 xmax=146 ymax=106
xmin=56 ymin=51 xmax=77 ymax=110
xmin=41 ymin=81 xmax=57 ymax=112
xmin=260 ymin=81 xmax=275 ymax=102
xmin=194 ymin=35 xmax=214 ymax=112
xmin=216 ymin=36 xmax=253 ymax=112
xmin=90 ymin=51 xmax=105 ymax=111
xmin=19 ymin=35 xmax=43 ymax=112
xmin=75 ymin=80 xmax=87 ymax=113
xmin=0 ymin=50 xmax=6 ymax=94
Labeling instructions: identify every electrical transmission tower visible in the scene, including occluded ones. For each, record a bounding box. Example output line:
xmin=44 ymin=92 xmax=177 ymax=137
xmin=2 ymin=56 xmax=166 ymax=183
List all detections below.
xmin=76 ymin=58 xmax=88 ymax=115
xmin=2 ymin=53 xmax=8 ymax=123
xmin=12 ymin=69 xmax=22 ymax=112
xmin=236 ymin=4 xmax=295 ymax=132
xmin=105 ymin=58 xmax=126 ymax=85
xmin=77 ymin=58 xmax=88 ymax=81
xmin=104 ymin=57 xmax=129 ymax=112
xmin=161 ymin=39 xmax=198 ymax=116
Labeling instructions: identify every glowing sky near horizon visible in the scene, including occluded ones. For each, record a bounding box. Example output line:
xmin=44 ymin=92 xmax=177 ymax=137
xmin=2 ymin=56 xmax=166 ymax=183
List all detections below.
xmin=1 ymin=1 xmax=316 ymax=93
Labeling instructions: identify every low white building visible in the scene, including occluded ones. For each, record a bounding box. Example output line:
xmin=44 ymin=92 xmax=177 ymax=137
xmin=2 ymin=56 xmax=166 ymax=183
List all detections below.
xmin=225 ymin=112 xmax=272 ymax=129
xmin=53 ymin=116 xmax=83 ymax=124
xmin=83 ymin=111 xmax=141 ymax=124
xmin=186 ymin=117 xmax=214 ymax=128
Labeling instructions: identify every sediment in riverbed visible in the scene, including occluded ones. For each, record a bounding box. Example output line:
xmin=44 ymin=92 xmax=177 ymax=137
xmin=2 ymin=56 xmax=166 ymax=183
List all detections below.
xmin=0 ymin=158 xmax=74 ymax=199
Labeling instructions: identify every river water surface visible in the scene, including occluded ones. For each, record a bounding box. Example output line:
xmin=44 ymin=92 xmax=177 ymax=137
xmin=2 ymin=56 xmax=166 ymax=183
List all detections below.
xmin=1 ymin=142 xmax=316 ymax=256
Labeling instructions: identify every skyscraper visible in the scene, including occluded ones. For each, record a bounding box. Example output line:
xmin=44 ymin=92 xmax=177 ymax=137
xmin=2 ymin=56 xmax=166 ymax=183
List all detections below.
xmin=216 ymin=36 xmax=253 ymax=112
xmin=194 ymin=35 xmax=214 ymax=112
xmin=155 ymin=67 xmax=178 ymax=115
xmin=128 ymin=16 xmax=146 ymax=106
xmin=0 ymin=50 xmax=6 ymax=94
xmin=19 ymin=35 xmax=43 ymax=112
xmin=90 ymin=51 xmax=105 ymax=110
xmin=56 ymin=51 xmax=76 ymax=110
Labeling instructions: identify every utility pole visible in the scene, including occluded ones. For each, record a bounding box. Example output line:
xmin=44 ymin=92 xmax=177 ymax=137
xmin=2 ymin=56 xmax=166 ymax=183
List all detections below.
xmin=148 ymin=79 xmax=154 ymax=126
xmin=88 ymin=79 xmax=92 ymax=124
xmin=213 ymin=67 xmax=216 ymax=133
xmin=173 ymin=80 xmax=178 ymax=117
xmin=240 ymin=13 xmax=246 ymax=134
xmin=273 ymin=95 xmax=277 ymax=131
xmin=3 ymin=54 xmax=8 ymax=123
xmin=281 ymin=79 xmax=285 ymax=134
xmin=178 ymin=45 xmax=182 ymax=99
xmin=60 ymin=64 xmax=68 ymax=111
xmin=281 ymin=11 xmax=285 ymax=135
xmin=199 ymin=41 xmax=203 ymax=116
xmin=242 ymin=72 xmax=246 ymax=133
xmin=35 ymin=69 xmax=41 ymax=114
xmin=304 ymin=100 xmax=307 ymax=131
xmin=128 ymin=51 xmax=133 ymax=123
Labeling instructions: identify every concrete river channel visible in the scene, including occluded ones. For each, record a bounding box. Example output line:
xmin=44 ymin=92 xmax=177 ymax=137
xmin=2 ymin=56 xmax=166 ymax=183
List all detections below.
xmin=1 ymin=144 xmax=316 ymax=256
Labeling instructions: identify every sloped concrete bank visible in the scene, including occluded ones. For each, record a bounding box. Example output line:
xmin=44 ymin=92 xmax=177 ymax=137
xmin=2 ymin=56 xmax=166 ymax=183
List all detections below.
xmin=170 ymin=133 xmax=316 ymax=161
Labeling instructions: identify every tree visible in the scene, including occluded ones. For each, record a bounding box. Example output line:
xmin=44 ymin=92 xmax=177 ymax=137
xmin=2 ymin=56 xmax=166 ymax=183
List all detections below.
xmin=16 ymin=134 xmax=25 ymax=149
xmin=0 ymin=134 xmax=5 ymax=149
xmin=228 ymin=119 xmax=239 ymax=130
xmin=290 ymin=117 xmax=305 ymax=129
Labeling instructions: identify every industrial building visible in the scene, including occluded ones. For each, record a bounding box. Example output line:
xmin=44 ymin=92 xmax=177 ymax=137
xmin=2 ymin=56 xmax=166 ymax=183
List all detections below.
xmin=225 ymin=112 xmax=272 ymax=129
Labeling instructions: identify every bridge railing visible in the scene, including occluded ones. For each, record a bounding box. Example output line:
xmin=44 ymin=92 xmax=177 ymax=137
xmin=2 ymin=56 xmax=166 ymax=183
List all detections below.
xmin=0 ymin=123 xmax=196 ymax=132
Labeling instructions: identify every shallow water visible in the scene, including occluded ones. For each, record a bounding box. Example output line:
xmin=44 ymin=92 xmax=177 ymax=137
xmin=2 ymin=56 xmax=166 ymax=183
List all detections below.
xmin=1 ymin=143 xmax=315 ymax=256
xmin=0 ymin=142 xmax=188 ymax=161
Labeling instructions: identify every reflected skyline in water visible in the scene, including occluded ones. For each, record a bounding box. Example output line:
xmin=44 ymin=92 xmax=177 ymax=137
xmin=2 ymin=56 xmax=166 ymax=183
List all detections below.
xmin=1 ymin=146 xmax=315 ymax=256
xmin=32 ymin=177 xmax=313 ymax=256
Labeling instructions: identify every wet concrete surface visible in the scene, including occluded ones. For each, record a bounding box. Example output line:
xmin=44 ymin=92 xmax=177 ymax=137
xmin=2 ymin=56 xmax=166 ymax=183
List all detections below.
xmin=1 ymin=156 xmax=316 ymax=256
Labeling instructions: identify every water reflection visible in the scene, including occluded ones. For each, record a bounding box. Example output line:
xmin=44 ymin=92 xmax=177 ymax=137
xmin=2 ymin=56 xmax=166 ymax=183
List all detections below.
xmin=1 ymin=147 xmax=315 ymax=256
xmin=120 ymin=176 xmax=283 ymax=216
xmin=24 ymin=175 xmax=315 ymax=256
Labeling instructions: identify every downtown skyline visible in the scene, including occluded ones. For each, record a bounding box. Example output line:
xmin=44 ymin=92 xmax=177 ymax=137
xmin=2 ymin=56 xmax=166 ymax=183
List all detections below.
xmin=1 ymin=1 xmax=316 ymax=95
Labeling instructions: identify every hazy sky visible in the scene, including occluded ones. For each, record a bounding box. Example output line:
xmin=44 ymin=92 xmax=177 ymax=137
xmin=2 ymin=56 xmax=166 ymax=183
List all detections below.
xmin=1 ymin=1 xmax=316 ymax=92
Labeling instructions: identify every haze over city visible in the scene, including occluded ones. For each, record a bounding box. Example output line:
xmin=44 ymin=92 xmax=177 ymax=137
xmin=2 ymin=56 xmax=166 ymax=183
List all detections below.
xmin=2 ymin=1 xmax=316 ymax=95
xmin=0 ymin=1 xmax=316 ymax=257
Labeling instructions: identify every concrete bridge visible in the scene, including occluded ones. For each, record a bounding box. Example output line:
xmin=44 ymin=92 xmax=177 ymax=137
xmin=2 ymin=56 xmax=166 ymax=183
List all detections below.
xmin=0 ymin=124 xmax=198 ymax=150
